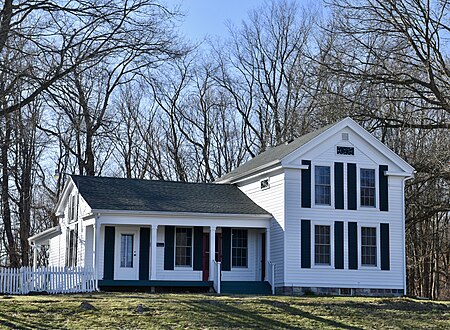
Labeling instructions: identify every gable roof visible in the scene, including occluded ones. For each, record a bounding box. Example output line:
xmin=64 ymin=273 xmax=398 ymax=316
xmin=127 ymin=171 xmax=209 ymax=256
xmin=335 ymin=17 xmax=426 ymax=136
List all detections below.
xmin=217 ymin=117 xmax=415 ymax=183
xmin=70 ymin=175 xmax=269 ymax=216
xmin=217 ymin=123 xmax=334 ymax=183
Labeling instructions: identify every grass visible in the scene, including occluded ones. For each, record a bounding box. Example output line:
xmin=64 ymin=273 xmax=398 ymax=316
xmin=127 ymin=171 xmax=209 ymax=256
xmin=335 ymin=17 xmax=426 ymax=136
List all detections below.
xmin=0 ymin=293 xmax=448 ymax=329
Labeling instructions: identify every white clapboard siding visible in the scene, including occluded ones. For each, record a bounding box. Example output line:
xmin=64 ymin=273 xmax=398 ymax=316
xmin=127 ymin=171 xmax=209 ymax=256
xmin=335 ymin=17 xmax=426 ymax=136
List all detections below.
xmin=0 ymin=266 xmax=96 ymax=295
xmin=237 ymin=170 xmax=285 ymax=286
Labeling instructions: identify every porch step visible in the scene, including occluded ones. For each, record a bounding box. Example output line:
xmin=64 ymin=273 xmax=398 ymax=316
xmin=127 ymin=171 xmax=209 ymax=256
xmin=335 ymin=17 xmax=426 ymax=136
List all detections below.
xmin=220 ymin=281 xmax=272 ymax=295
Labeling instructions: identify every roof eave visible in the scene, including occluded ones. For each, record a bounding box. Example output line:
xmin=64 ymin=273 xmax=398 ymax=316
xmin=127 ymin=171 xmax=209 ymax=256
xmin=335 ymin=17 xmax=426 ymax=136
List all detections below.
xmin=90 ymin=209 xmax=272 ymax=219
xmin=215 ymin=159 xmax=281 ymax=184
xmin=28 ymin=225 xmax=61 ymax=245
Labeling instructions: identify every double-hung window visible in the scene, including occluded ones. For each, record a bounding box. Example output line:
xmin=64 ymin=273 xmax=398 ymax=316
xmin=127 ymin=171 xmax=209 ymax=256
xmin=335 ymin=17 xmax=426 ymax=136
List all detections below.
xmin=68 ymin=195 xmax=77 ymax=223
xmin=232 ymin=229 xmax=248 ymax=267
xmin=361 ymin=227 xmax=377 ymax=266
xmin=314 ymin=225 xmax=331 ymax=265
xmin=66 ymin=225 xmax=78 ymax=267
xmin=360 ymin=168 xmax=376 ymax=207
xmin=315 ymin=166 xmax=331 ymax=205
xmin=175 ymin=228 xmax=192 ymax=267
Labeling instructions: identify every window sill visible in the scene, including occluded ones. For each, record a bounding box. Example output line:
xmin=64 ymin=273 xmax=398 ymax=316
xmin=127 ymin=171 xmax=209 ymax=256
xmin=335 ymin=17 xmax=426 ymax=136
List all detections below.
xmin=174 ymin=266 xmax=193 ymax=270
xmin=313 ymin=204 xmax=333 ymax=208
xmin=312 ymin=264 xmax=333 ymax=269
xmin=360 ymin=265 xmax=380 ymax=270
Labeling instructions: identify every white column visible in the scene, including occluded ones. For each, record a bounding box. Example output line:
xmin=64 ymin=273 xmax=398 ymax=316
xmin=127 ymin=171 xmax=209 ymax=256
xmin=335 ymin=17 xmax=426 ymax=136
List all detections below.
xmin=208 ymin=226 xmax=216 ymax=281
xmin=93 ymin=222 xmax=99 ymax=290
xmin=150 ymin=224 xmax=158 ymax=280
xmin=32 ymin=243 xmax=38 ymax=270
xmin=265 ymin=227 xmax=270 ymax=281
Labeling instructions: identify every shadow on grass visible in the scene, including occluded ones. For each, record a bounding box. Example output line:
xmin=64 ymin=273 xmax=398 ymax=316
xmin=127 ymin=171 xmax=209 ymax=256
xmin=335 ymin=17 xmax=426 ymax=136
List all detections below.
xmin=0 ymin=311 xmax=53 ymax=330
xmin=259 ymin=299 xmax=360 ymax=330
xmin=289 ymin=297 xmax=450 ymax=313
xmin=172 ymin=298 xmax=360 ymax=329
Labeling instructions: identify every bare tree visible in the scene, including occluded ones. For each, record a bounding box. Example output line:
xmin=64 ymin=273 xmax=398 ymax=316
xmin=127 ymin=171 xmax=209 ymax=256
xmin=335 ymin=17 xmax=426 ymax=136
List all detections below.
xmin=215 ymin=0 xmax=318 ymax=154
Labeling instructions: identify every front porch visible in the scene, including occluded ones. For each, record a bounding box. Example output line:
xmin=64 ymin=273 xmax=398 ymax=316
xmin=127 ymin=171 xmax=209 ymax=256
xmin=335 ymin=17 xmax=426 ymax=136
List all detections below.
xmin=97 ymin=280 xmax=273 ymax=295
xmin=86 ymin=214 xmax=273 ymax=294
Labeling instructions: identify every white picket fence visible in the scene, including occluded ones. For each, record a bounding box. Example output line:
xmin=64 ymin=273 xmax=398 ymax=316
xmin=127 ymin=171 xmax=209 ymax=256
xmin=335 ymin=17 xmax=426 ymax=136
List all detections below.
xmin=0 ymin=266 xmax=96 ymax=295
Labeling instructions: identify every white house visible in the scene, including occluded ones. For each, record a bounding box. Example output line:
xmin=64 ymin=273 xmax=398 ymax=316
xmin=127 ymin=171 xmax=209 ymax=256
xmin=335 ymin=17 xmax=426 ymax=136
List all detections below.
xmin=29 ymin=117 xmax=414 ymax=295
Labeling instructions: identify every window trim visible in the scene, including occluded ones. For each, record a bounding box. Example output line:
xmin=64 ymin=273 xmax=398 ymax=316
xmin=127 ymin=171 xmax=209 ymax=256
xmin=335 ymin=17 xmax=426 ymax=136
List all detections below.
xmin=174 ymin=227 xmax=193 ymax=269
xmin=358 ymin=223 xmax=380 ymax=269
xmin=311 ymin=221 xmax=334 ymax=268
xmin=312 ymin=163 xmax=334 ymax=208
xmin=232 ymin=229 xmax=248 ymax=268
xmin=357 ymin=165 xmax=379 ymax=210
xmin=66 ymin=224 xmax=78 ymax=267
xmin=68 ymin=194 xmax=77 ymax=223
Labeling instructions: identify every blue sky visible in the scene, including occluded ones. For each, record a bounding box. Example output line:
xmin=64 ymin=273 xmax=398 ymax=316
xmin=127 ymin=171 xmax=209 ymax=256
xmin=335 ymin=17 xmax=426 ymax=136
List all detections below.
xmin=168 ymin=0 xmax=269 ymax=42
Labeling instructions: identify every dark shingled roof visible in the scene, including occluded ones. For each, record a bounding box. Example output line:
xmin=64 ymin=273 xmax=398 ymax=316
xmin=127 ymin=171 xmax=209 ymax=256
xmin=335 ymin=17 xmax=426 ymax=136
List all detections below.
xmin=217 ymin=123 xmax=334 ymax=182
xmin=70 ymin=175 xmax=269 ymax=215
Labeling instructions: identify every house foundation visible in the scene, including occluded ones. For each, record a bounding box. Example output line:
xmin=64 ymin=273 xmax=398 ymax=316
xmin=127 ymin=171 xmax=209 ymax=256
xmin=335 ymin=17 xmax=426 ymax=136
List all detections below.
xmin=275 ymin=286 xmax=404 ymax=297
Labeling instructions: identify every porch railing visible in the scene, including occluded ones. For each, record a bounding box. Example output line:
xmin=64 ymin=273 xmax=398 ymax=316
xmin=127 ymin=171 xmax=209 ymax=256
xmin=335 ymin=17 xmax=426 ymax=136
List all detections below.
xmin=267 ymin=261 xmax=275 ymax=295
xmin=213 ymin=260 xmax=221 ymax=294
xmin=0 ymin=266 xmax=96 ymax=295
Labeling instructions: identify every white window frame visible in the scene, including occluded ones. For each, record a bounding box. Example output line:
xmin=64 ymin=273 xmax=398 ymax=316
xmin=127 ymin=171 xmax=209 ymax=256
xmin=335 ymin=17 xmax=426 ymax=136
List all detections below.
xmin=68 ymin=194 xmax=77 ymax=223
xmin=312 ymin=163 xmax=334 ymax=208
xmin=311 ymin=221 xmax=334 ymax=268
xmin=232 ymin=229 xmax=248 ymax=269
xmin=357 ymin=165 xmax=379 ymax=210
xmin=174 ymin=227 xmax=193 ymax=269
xmin=66 ymin=223 xmax=78 ymax=267
xmin=358 ymin=223 xmax=380 ymax=270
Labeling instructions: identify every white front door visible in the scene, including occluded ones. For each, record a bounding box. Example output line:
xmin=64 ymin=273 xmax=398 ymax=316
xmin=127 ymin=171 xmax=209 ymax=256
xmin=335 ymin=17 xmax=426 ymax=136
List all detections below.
xmin=115 ymin=227 xmax=139 ymax=280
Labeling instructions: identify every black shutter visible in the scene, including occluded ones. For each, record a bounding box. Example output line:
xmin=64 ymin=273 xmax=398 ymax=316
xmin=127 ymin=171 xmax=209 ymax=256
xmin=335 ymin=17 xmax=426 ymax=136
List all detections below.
xmin=334 ymin=221 xmax=344 ymax=269
xmin=334 ymin=162 xmax=344 ymax=209
xmin=379 ymin=165 xmax=389 ymax=211
xmin=301 ymin=160 xmax=311 ymax=208
xmin=164 ymin=226 xmax=175 ymax=270
xmin=103 ymin=226 xmax=115 ymax=280
xmin=347 ymin=163 xmax=357 ymax=210
xmin=139 ymin=227 xmax=150 ymax=280
xmin=381 ymin=223 xmax=390 ymax=270
xmin=301 ymin=220 xmax=311 ymax=268
xmin=348 ymin=222 xmax=358 ymax=269
xmin=193 ymin=227 xmax=203 ymax=271
xmin=222 ymin=227 xmax=231 ymax=271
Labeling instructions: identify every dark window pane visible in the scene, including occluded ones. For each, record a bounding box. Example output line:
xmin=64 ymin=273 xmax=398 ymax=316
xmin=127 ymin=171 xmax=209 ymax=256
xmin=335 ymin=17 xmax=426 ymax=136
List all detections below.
xmin=315 ymin=225 xmax=331 ymax=265
xmin=232 ymin=229 xmax=248 ymax=267
xmin=361 ymin=227 xmax=377 ymax=266
xmin=315 ymin=166 xmax=331 ymax=205
xmin=360 ymin=169 xmax=376 ymax=207
xmin=175 ymin=228 xmax=192 ymax=266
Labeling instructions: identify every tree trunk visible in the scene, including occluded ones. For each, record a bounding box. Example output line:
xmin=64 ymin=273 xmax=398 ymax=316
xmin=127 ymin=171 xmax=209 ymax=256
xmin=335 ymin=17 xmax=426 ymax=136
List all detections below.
xmin=1 ymin=115 xmax=19 ymax=267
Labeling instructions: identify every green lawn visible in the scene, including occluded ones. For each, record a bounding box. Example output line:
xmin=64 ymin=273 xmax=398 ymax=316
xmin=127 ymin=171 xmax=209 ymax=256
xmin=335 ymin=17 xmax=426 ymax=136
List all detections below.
xmin=0 ymin=293 xmax=448 ymax=329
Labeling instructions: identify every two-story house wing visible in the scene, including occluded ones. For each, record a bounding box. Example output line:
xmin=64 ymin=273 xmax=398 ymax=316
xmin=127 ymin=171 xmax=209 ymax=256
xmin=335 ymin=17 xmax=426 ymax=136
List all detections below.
xmin=216 ymin=117 xmax=414 ymax=295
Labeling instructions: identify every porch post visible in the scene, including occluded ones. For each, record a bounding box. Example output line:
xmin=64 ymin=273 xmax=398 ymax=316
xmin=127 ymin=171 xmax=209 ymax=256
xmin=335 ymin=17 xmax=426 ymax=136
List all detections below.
xmin=208 ymin=226 xmax=216 ymax=281
xmin=93 ymin=222 xmax=100 ymax=290
xmin=265 ymin=227 xmax=270 ymax=281
xmin=150 ymin=224 xmax=158 ymax=280
xmin=32 ymin=243 xmax=38 ymax=270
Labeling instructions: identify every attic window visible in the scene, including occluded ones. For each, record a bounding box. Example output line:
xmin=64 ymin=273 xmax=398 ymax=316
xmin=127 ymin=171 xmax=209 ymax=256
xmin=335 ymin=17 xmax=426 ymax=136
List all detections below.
xmin=337 ymin=146 xmax=354 ymax=155
xmin=260 ymin=178 xmax=270 ymax=190
xmin=342 ymin=132 xmax=349 ymax=141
